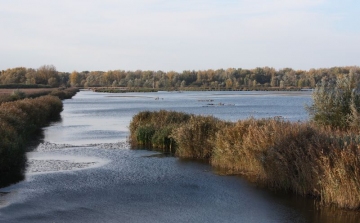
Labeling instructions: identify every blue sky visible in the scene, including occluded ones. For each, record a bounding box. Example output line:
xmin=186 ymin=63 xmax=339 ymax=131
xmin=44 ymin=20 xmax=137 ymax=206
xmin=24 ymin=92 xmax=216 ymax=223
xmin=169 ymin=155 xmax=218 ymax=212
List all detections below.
xmin=0 ymin=0 xmax=359 ymax=72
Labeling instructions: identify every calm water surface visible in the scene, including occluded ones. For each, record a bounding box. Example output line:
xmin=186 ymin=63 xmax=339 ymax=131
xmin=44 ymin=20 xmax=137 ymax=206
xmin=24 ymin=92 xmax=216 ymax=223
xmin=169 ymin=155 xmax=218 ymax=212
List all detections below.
xmin=0 ymin=90 xmax=359 ymax=223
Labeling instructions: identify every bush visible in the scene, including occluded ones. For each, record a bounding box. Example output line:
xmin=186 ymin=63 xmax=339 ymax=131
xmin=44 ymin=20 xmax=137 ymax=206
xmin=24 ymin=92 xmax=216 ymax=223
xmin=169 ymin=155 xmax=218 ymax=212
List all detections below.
xmin=0 ymin=122 xmax=26 ymax=186
xmin=0 ymin=84 xmax=51 ymax=89
xmin=50 ymin=88 xmax=79 ymax=99
xmin=10 ymin=89 xmax=26 ymax=100
xmin=307 ymin=71 xmax=360 ymax=129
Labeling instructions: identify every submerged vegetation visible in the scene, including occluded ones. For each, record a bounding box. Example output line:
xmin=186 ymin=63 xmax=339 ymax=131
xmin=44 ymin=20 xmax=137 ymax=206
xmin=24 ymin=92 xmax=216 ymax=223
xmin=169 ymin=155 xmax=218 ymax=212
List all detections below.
xmin=0 ymin=88 xmax=79 ymax=188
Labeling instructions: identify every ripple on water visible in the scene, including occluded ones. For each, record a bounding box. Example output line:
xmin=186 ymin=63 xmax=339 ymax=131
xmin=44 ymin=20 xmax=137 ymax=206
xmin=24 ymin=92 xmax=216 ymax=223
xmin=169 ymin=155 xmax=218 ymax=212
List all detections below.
xmin=26 ymin=141 xmax=129 ymax=175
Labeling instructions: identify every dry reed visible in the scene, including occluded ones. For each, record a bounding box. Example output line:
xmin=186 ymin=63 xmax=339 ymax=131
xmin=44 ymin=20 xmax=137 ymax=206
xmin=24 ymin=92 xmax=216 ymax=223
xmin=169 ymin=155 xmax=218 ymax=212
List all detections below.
xmin=0 ymin=95 xmax=64 ymax=187
xmin=129 ymin=111 xmax=360 ymax=210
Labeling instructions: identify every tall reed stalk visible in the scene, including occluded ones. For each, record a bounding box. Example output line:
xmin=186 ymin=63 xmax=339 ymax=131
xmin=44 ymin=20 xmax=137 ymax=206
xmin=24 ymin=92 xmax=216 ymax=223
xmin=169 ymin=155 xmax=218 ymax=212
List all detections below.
xmin=0 ymin=95 xmax=63 ymax=187
xmin=129 ymin=111 xmax=360 ymax=210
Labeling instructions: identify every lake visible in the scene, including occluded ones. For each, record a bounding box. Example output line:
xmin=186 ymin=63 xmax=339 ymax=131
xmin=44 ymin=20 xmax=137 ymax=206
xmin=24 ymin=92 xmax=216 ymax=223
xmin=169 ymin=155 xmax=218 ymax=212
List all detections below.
xmin=1 ymin=90 xmax=359 ymax=223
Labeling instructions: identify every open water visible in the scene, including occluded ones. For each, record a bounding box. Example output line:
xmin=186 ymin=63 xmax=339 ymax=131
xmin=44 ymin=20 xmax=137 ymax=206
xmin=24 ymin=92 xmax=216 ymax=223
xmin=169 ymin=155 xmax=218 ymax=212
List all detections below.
xmin=1 ymin=90 xmax=359 ymax=223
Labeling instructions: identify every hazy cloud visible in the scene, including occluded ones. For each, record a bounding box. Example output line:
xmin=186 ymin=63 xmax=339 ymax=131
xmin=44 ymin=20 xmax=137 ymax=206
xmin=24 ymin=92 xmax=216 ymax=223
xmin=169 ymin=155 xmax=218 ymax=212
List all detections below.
xmin=0 ymin=0 xmax=359 ymax=71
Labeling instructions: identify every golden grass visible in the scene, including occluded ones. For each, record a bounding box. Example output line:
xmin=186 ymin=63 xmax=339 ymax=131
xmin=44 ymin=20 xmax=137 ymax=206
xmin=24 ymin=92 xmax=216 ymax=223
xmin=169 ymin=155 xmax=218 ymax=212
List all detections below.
xmin=129 ymin=111 xmax=360 ymax=210
xmin=212 ymin=119 xmax=360 ymax=210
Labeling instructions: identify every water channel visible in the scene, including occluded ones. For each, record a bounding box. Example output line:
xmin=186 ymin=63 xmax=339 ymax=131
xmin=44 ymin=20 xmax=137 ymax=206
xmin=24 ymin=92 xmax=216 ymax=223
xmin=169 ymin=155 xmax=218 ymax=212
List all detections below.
xmin=0 ymin=90 xmax=359 ymax=223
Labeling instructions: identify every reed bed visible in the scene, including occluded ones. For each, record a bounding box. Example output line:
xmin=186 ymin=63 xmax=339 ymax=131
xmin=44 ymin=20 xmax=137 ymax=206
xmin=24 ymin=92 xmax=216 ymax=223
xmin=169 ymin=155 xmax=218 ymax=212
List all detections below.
xmin=0 ymin=95 xmax=64 ymax=187
xmin=129 ymin=110 xmax=191 ymax=152
xmin=171 ymin=115 xmax=229 ymax=159
xmin=129 ymin=111 xmax=360 ymax=210
xmin=0 ymin=87 xmax=79 ymax=104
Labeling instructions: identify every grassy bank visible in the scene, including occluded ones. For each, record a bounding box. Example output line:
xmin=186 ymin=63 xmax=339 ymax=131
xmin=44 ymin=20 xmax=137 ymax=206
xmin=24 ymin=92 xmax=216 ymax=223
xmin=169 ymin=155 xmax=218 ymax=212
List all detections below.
xmin=0 ymin=96 xmax=63 ymax=187
xmin=129 ymin=111 xmax=360 ymax=210
xmin=0 ymin=88 xmax=79 ymax=188
xmin=0 ymin=87 xmax=79 ymax=104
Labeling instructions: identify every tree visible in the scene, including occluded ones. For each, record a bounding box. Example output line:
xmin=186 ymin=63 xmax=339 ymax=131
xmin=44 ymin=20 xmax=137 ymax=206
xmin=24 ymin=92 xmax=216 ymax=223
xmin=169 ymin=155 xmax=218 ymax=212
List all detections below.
xmin=37 ymin=65 xmax=58 ymax=85
xmin=69 ymin=71 xmax=80 ymax=87
xmin=48 ymin=77 xmax=58 ymax=87
xmin=127 ymin=80 xmax=133 ymax=88
xmin=307 ymin=72 xmax=360 ymax=128
xmin=180 ymin=80 xmax=186 ymax=88
xmin=225 ymin=79 xmax=233 ymax=88
xmin=0 ymin=67 xmax=27 ymax=84
xmin=25 ymin=68 xmax=37 ymax=84
xmin=270 ymin=75 xmax=277 ymax=87
xmin=279 ymin=80 xmax=285 ymax=88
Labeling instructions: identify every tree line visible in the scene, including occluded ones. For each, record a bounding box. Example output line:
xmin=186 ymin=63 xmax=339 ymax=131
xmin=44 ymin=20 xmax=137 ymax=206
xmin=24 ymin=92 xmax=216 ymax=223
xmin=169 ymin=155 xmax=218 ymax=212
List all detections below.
xmin=1 ymin=65 xmax=359 ymax=89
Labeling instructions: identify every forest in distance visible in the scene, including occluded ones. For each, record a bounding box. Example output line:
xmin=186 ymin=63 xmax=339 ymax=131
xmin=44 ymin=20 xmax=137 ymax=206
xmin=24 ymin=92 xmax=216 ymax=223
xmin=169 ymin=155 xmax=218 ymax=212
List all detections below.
xmin=0 ymin=65 xmax=359 ymax=90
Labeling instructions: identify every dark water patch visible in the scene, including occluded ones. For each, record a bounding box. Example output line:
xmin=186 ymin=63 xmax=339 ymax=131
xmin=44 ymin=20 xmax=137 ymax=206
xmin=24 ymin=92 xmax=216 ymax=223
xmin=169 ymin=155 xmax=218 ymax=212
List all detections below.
xmin=142 ymin=153 xmax=173 ymax=158
xmin=26 ymin=129 xmax=45 ymax=152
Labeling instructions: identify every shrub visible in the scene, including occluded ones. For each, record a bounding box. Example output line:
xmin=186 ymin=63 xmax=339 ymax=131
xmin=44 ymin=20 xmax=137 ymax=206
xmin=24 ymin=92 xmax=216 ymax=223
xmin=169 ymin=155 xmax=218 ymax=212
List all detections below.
xmin=0 ymin=122 xmax=26 ymax=187
xmin=50 ymin=88 xmax=79 ymax=99
xmin=307 ymin=71 xmax=360 ymax=129
xmin=0 ymin=94 xmax=13 ymax=104
xmin=10 ymin=89 xmax=26 ymax=100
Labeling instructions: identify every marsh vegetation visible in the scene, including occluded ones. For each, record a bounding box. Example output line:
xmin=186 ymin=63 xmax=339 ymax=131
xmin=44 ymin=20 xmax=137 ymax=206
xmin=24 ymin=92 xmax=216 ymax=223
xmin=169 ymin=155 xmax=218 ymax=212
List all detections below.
xmin=0 ymin=88 xmax=79 ymax=187
xmin=129 ymin=72 xmax=360 ymax=210
xmin=0 ymin=88 xmax=79 ymax=104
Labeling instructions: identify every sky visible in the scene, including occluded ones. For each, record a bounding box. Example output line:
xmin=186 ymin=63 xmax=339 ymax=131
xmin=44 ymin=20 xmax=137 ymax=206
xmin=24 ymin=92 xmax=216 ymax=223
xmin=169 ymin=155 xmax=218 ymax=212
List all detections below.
xmin=0 ymin=0 xmax=359 ymax=72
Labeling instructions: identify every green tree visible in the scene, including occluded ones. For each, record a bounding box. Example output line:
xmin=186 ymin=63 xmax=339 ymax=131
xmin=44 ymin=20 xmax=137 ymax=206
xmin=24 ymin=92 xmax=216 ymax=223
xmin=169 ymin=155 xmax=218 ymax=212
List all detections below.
xmin=307 ymin=72 xmax=360 ymax=128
